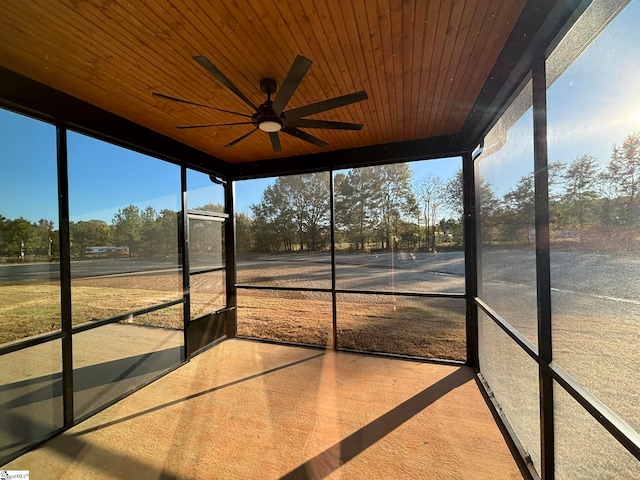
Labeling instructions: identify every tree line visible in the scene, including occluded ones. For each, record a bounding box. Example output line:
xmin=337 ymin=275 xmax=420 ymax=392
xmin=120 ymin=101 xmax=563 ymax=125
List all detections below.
xmin=239 ymin=163 xmax=464 ymax=254
xmin=480 ymin=132 xmax=640 ymax=251
xmin=0 ymin=205 xmax=183 ymax=261
xmin=2 ymin=132 xmax=637 ymax=261
xmin=239 ymin=132 xmax=639 ymax=254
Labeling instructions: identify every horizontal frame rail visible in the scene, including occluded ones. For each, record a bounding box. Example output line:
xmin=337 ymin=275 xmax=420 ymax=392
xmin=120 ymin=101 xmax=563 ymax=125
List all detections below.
xmin=546 ymin=362 xmax=640 ymax=460
xmin=190 ymin=266 xmax=225 ymax=276
xmin=236 ymin=284 xmax=465 ymax=299
xmin=0 ymin=330 xmax=65 ymax=356
xmin=475 ymin=297 xmax=539 ymax=359
xmin=190 ymin=305 xmax=236 ymax=320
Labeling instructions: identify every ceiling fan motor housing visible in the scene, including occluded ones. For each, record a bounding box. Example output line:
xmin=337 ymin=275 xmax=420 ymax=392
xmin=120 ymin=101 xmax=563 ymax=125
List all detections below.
xmin=253 ymin=91 xmax=283 ymax=132
xmin=259 ymin=77 xmax=277 ymax=95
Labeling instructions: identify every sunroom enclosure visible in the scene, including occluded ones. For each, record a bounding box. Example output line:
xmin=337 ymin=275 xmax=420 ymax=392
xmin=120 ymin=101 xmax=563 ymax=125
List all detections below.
xmin=1 ymin=0 xmax=640 ymax=478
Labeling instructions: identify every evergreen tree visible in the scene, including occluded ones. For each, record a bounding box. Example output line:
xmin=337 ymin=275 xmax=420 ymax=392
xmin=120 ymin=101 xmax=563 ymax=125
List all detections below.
xmin=69 ymin=219 xmax=111 ymax=257
xmin=562 ymin=155 xmax=600 ymax=234
xmin=112 ymin=205 xmax=142 ymax=256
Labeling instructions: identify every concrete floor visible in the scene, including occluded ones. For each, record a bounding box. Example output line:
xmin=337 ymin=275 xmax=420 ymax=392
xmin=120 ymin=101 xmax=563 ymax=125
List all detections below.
xmin=4 ymin=339 xmax=523 ymax=479
xmin=0 ymin=324 xmax=184 ymax=463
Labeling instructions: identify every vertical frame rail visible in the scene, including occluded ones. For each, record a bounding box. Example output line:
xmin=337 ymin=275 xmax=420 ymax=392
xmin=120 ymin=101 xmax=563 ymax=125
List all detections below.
xmin=180 ymin=166 xmax=190 ymax=358
xmin=329 ymin=170 xmax=338 ymax=350
xmin=532 ymin=55 xmax=554 ymax=480
xmin=463 ymin=151 xmax=478 ymax=369
xmin=56 ymin=124 xmax=74 ymax=427
xmin=225 ymin=179 xmax=238 ymax=338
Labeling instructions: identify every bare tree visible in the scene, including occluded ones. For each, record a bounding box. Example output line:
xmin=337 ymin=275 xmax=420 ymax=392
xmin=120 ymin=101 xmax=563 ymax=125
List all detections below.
xmin=417 ymin=174 xmax=443 ymax=249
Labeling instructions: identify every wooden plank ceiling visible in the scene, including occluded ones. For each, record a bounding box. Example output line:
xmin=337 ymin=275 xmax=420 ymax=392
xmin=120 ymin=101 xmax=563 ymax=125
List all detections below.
xmin=0 ymin=1 xmax=526 ymax=164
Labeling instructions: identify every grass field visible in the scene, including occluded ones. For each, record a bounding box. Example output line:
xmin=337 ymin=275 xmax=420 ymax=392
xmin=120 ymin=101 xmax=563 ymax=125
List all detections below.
xmin=1 ymin=264 xmax=466 ymax=361
xmin=236 ymin=289 xmax=466 ymax=360
xmin=0 ymin=275 xmax=185 ymax=344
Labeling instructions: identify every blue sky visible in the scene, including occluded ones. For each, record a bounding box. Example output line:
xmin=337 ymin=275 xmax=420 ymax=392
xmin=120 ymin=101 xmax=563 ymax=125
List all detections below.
xmin=0 ymin=108 xmax=461 ymax=225
xmin=2 ymin=1 xmax=638 ymax=226
xmin=546 ymin=0 xmax=640 ymax=168
xmin=476 ymin=1 xmax=640 ymax=197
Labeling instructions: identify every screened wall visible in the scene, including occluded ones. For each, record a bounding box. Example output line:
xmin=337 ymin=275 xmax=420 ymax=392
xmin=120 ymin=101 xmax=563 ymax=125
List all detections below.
xmin=0 ymin=109 xmax=62 ymax=463
xmin=0 ymin=109 xmax=228 ymax=464
xmin=475 ymin=0 xmax=640 ymax=477
xmin=234 ymin=159 xmax=467 ymax=361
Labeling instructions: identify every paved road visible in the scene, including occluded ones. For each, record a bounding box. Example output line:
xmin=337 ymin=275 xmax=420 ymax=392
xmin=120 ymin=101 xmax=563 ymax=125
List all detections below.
xmin=0 ymin=259 xmax=182 ymax=283
xmin=4 ymin=249 xmax=640 ymax=302
xmin=480 ymin=248 xmax=640 ymax=301
xmin=237 ymin=250 xmax=466 ymax=293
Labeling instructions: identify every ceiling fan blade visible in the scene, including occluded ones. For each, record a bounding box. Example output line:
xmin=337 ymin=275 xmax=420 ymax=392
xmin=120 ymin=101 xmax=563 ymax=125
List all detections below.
xmin=269 ymin=132 xmax=282 ymax=153
xmin=193 ymin=56 xmax=258 ymax=111
xmin=177 ymin=122 xmax=254 ymax=129
xmin=281 ymin=127 xmax=328 ymax=148
xmin=285 ymin=118 xmax=363 ymax=130
xmin=152 ymin=92 xmax=252 ymax=118
xmin=271 ymin=55 xmax=313 ymax=116
xmin=224 ymin=128 xmax=258 ymax=148
xmin=285 ymin=91 xmax=369 ymax=120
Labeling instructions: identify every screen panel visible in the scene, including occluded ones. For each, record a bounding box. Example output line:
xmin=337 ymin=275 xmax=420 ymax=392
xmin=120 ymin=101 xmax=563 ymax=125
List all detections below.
xmin=478 ymin=312 xmax=541 ymax=473
xmin=476 ymin=81 xmax=538 ymax=346
xmin=235 ymin=172 xmax=332 ymax=289
xmin=0 ymin=338 xmax=63 ymax=464
xmin=67 ymin=131 xmax=183 ymax=328
xmin=334 ymin=160 xmax=465 ymax=294
xmin=546 ymin=0 xmax=640 ymax=433
xmin=237 ymin=289 xmax=333 ymax=347
xmin=336 ymin=293 xmax=466 ymax=360
xmin=0 ymin=109 xmax=60 ymax=345
xmin=73 ymin=311 xmax=184 ymax=419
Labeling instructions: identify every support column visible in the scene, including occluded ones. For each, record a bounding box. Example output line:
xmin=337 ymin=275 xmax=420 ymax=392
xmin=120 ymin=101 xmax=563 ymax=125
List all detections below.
xmin=225 ymin=179 xmax=238 ymax=338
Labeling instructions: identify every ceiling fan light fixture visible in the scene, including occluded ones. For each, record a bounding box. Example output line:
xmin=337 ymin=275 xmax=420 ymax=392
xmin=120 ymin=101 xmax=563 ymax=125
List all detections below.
xmin=258 ymin=119 xmax=282 ymax=132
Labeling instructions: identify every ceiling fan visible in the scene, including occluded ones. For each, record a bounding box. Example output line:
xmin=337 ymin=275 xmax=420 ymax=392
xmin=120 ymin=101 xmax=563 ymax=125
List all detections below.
xmin=153 ymin=55 xmax=368 ymax=153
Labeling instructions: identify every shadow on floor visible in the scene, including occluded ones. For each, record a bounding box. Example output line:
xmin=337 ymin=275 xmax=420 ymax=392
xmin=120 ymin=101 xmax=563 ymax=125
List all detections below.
xmin=0 ymin=346 xmax=183 ymax=463
xmin=281 ymin=366 xmax=473 ymax=480
xmin=1 ymin=346 xmax=184 ymax=409
xmin=1 ymin=350 xmax=326 ymax=476
xmin=71 ymin=351 xmax=326 ymax=438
